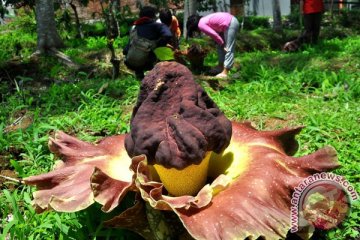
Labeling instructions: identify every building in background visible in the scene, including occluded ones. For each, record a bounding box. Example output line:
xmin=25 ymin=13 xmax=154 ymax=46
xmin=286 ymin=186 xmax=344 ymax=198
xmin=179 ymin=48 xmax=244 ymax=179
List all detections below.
xmin=245 ymin=0 xmax=290 ymax=16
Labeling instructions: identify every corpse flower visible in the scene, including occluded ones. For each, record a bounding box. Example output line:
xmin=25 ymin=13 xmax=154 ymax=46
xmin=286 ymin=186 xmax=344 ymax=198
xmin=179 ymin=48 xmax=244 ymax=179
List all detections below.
xmin=24 ymin=62 xmax=340 ymax=240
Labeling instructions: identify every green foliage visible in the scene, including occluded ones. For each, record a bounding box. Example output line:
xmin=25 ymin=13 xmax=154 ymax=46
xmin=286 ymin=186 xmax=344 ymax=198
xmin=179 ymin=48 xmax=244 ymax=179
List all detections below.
xmin=242 ymin=16 xmax=271 ymax=30
xmin=236 ymin=29 xmax=295 ymax=52
xmin=85 ymin=36 xmax=108 ymax=50
xmin=0 ymin=31 xmax=36 ymax=63
xmin=82 ymin=21 xmax=107 ymax=36
xmin=1 ymin=189 xmax=83 ymax=239
xmin=336 ymin=9 xmax=360 ymax=31
xmin=0 ymin=12 xmax=36 ymax=63
xmin=114 ymin=36 xmax=129 ymax=49
xmin=154 ymin=47 xmax=174 ymax=61
xmin=4 ymin=9 xmax=36 ymax=33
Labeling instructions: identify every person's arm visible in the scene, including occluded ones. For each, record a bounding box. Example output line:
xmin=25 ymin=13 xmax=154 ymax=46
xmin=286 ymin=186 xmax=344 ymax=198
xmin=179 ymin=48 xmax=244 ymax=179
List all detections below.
xmin=198 ymin=20 xmax=224 ymax=46
xmin=156 ymin=23 xmax=173 ymax=47
xmin=172 ymin=16 xmax=181 ymax=38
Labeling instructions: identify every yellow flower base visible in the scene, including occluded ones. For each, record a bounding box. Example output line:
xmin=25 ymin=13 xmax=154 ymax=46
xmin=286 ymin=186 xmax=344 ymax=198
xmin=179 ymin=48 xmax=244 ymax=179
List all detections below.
xmin=154 ymin=152 xmax=211 ymax=196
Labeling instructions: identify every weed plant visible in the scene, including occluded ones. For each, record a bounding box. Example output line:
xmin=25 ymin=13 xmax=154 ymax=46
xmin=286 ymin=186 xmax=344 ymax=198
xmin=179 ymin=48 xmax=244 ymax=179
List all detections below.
xmin=0 ymin=12 xmax=36 ymax=63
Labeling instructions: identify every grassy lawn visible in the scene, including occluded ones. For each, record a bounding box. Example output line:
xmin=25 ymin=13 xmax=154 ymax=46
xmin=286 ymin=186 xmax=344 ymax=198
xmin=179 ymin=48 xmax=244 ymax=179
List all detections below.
xmin=0 ymin=18 xmax=359 ymax=239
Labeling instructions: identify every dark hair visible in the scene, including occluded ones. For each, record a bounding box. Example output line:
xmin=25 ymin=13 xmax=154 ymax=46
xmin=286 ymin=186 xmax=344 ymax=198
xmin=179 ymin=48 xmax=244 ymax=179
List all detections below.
xmin=186 ymin=14 xmax=202 ymax=39
xmin=159 ymin=9 xmax=172 ymax=26
xmin=139 ymin=5 xmax=157 ymax=19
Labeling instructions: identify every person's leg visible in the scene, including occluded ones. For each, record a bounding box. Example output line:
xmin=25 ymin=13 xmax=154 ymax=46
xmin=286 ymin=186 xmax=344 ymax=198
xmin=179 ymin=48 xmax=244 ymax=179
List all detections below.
xmin=307 ymin=13 xmax=316 ymax=44
xmin=135 ymin=71 xmax=145 ymax=80
xmin=298 ymin=13 xmax=312 ymax=44
xmin=217 ymin=16 xmax=239 ymax=77
xmin=311 ymin=12 xmax=322 ymax=44
xmin=217 ymin=43 xmax=225 ymax=68
xmin=206 ymin=44 xmax=225 ymax=76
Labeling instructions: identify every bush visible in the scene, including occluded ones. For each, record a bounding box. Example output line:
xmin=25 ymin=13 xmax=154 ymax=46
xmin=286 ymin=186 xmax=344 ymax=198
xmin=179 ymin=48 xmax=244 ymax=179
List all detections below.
xmin=337 ymin=9 xmax=360 ymax=31
xmin=82 ymin=21 xmax=107 ymax=37
xmin=236 ymin=29 xmax=298 ymax=52
xmin=4 ymin=9 xmax=36 ymax=33
xmin=242 ymin=16 xmax=271 ymax=30
xmin=0 ymin=27 xmax=36 ymax=63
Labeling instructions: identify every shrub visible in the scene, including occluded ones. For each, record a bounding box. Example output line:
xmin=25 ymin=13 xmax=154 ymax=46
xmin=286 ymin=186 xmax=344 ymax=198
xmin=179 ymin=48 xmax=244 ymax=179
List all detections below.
xmin=242 ymin=16 xmax=271 ymax=30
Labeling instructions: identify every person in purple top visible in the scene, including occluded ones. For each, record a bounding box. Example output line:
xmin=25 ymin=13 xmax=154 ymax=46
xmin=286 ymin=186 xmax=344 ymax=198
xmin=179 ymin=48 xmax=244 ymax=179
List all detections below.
xmin=187 ymin=12 xmax=239 ymax=78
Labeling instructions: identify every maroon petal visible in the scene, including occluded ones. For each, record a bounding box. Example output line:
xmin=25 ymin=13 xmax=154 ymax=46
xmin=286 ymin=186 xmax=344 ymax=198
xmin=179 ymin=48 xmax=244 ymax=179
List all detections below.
xmin=91 ymin=167 xmax=134 ymax=212
xmin=174 ymin=122 xmax=340 ymax=240
xmin=24 ymin=132 xmax=133 ymax=212
xmin=126 ymin=122 xmax=339 ymax=239
xmin=24 ymin=165 xmax=95 ymax=212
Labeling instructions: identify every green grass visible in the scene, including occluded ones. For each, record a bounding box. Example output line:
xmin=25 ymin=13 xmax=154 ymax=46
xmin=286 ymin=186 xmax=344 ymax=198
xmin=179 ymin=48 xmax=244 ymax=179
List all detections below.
xmin=1 ymin=21 xmax=359 ymax=240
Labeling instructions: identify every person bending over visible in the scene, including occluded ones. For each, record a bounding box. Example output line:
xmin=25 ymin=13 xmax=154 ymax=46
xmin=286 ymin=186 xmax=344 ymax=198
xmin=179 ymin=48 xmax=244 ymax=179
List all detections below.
xmin=187 ymin=12 xmax=239 ymax=78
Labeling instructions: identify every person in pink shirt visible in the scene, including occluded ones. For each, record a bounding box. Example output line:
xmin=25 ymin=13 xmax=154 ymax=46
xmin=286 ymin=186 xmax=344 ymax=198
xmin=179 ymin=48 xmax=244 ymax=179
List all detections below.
xmin=187 ymin=12 xmax=239 ymax=78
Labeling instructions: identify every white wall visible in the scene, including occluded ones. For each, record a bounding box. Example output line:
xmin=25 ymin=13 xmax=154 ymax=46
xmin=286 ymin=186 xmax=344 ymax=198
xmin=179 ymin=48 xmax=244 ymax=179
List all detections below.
xmin=245 ymin=0 xmax=291 ymax=17
xmin=200 ymin=0 xmax=291 ymax=17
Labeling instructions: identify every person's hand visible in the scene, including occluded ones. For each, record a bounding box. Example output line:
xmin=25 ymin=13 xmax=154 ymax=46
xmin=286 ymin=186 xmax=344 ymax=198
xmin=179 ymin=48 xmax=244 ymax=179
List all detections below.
xmin=224 ymin=47 xmax=229 ymax=53
xmin=174 ymin=49 xmax=187 ymax=57
xmin=166 ymin=44 xmax=174 ymax=50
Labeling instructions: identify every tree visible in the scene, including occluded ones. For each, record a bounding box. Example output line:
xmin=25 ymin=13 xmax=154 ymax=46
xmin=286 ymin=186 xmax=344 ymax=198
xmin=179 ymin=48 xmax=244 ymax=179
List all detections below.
xmin=32 ymin=0 xmax=79 ymax=69
xmin=272 ymin=0 xmax=282 ymax=31
xmin=0 ymin=1 xmax=5 ymax=20
xmin=252 ymin=0 xmax=259 ymax=15
xmin=230 ymin=0 xmax=245 ymax=16
xmin=100 ymin=0 xmax=121 ymax=79
xmin=67 ymin=0 xmax=89 ymax=39
xmin=183 ymin=0 xmax=197 ymax=38
xmin=35 ymin=0 xmax=64 ymax=53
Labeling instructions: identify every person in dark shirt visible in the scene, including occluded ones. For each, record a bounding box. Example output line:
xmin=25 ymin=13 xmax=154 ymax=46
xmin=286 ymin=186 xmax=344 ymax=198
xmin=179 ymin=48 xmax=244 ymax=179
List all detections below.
xmin=123 ymin=6 xmax=172 ymax=79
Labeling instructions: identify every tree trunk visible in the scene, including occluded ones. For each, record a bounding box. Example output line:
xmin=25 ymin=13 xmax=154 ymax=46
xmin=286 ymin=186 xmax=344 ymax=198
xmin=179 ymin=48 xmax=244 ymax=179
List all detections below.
xmin=272 ymin=0 xmax=282 ymax=31
xmin=0 ymin=1 xmax=5 ymax=19
xmin=69 ymin=1 xmax=84 ymax=39
xmin=230 ymin=0 xmax=245 ymax=16
xmin=35 ymin=0 xmax=64 ymax=53
xmin=100 ymin=0 xmax=119 ymax=79
xmin=109 ymin=0 xmax=120 ymax=38
xmin=136 ymin=0 xmax=145 ymax=9
xmin=183 ymin=0 xmax=197 ymax=39
xmin=253 ymin=0 xmax=259 ymax=16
